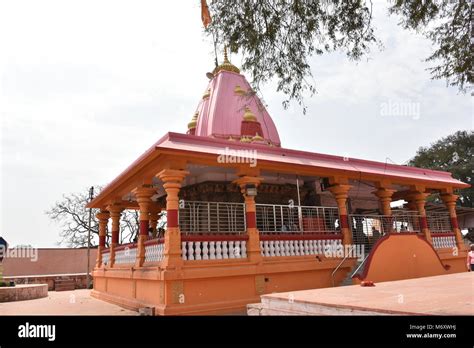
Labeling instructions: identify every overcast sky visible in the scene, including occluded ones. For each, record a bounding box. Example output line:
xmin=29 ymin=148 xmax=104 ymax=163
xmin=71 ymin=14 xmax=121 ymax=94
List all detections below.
xmin=0 ymin=1 xmax=471 ymax=247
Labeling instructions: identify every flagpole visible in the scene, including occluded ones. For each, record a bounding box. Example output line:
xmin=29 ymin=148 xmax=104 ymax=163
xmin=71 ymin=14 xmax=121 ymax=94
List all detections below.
xmin=86 ymin=186 xmax=94 ymax=289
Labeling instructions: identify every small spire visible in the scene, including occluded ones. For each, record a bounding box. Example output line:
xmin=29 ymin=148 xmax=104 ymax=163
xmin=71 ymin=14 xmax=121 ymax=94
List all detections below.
xmin=223 ymin=45 xmax=229 ymax=63
xmin=187 ymin=112 xmax=199 ymax=130
xmin=243 ymin=107 xmax=257 ymax=122
xmin=212 ymin=45 xmax=240 ymax=75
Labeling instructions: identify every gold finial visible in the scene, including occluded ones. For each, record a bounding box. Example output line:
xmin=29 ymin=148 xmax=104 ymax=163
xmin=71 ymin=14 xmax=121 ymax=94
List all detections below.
xmin=213 ymin=45 xmax=240 ymax=74
xmin=243 ymin=107 xmax=257 ymax=122
xmin=234 ymin=85 xmax=245 ymax=96
xmin=187 ymin=111 xmax=199 ymax=130
xmin=240 ymin=136 xmax=252 ymax=143
xmin=252 ymin=133 xmax=264 ymax=142
xmin=223 ymin=45 xmax=229 ymax=63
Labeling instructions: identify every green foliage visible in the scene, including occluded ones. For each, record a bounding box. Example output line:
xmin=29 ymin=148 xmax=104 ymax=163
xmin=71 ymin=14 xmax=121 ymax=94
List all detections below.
xmin=409 ymin=130 xmax=473 ymax=207
xmin=207 ymin=0 xmax=377 ymax=113
xmin=206 ymin=0 xmax=472 ymax=110
xmin=389 ymin=0 xmax=473 ymax=91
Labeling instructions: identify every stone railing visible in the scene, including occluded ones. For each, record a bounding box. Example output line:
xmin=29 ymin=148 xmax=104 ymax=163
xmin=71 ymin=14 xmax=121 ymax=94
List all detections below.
xmin=259 ymin=233 xmax=343 ymax=257
xmin=144 ymin=238 xmax=164 ymax=263
xmin=114 ymin=244 xmax=137 ymax=265
xmin=102 ymin=249 xmax=110 ymax=265
xmin=432 ymin=233 xmax=456 ymax=249
xmin=181 ymin=235 xmax=248 ymax=261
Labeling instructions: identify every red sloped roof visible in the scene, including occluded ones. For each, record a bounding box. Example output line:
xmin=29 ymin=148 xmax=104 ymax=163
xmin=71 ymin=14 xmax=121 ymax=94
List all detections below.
xmin=88 ymin=132 xmax=469 ymax=208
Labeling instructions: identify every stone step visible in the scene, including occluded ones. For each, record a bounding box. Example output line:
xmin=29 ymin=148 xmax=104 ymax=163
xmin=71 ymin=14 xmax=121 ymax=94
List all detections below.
xmin=54 ymin=279 xmax=75 ymax=291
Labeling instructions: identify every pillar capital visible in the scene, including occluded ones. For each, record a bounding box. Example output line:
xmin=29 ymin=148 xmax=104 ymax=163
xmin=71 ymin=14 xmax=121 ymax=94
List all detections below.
xmin=133 ymin=185 xmax=156 ymax=222
xmin=327 ymin=184 xmax=352 ymax=204
xmin=157 ymin=169 xmax=189 ymax=184
xmin=373 ymin=188 xmax=396 ymax=216
xmin=107 ymin=202 xmax=123 ymax=215
xmin=96 ymin=211 xmax=110 ymax=221
xmin=233 ymin=176 xmax=263 ymax=192
xmin=440 ymin=192 xmax=459 ymax=205
xmin=405 ymin=191 xmax=430 ymax=211
xmin=373 ymin=188 xmax=396 ymax=199
xmin=133 ymin=185 xmax=156 ymax=203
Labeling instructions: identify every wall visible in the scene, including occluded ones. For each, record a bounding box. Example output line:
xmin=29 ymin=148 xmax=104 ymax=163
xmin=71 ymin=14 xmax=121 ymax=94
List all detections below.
xmin=353 ymin=234 xmax=466 ymax=283
xmin=2 ymin=248 xmax=97 ymax=276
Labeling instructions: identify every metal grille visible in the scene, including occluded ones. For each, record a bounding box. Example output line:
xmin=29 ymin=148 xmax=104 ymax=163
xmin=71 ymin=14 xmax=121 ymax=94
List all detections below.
xmin=256 ymin=204 xmax=339 ymax=233
xmin=427 ymin=212 xmax=452 ymax=233
xmin=349 ymin=213 xmax=422 ymax=247
xmin=179 ymin=201 xmax=246 ymax=234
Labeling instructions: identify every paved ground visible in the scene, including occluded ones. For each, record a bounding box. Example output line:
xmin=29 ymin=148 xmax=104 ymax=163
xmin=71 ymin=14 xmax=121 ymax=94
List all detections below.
xmin=0 ymin=289 xmax=136 ymax=315
xmin=250 ymin=272 xmax=474 ymax=315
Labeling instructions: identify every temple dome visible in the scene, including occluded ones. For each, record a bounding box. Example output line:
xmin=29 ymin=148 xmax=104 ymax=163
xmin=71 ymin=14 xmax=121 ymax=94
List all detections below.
xmin=187 ymin=52 xmax=281 ymax=147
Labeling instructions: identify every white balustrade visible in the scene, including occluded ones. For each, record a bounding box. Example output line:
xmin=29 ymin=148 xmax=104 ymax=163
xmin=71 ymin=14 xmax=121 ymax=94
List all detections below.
xmin=115 ymin=247 xmax=137 ymax=264
xmin=222 ymin=241 xmax=229 ymax=259
xmin=260 ymin=238 xmax=343 ymax=257
xmin=216 ymin=241 xmax=222 ymax=259
xmin=209 ymin=241 xmax=216 ymax=260
xmin=182 ymin=239 xmax=248 ymax=261
xmin=433 ymin=235 xmax=456 ymax=249
xmin=202 ymin=242 xmax=209 ymax=260
xmin=144 ymin=243 xmax=164 ymax=263
xmin=182 ymin=242 xmax=187 ymax=260
xmin=102 ymin=252 xmax=110 ymax=265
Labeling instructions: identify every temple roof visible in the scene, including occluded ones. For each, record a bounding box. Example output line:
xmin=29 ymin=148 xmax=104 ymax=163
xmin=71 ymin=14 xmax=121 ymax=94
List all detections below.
xmin=86 ymin=53 xmax=469 ymax=209
xmin=87 ymin=131 xmax=469 ymax=208
xmin=188 ymin=51 xmax=281 ymax=147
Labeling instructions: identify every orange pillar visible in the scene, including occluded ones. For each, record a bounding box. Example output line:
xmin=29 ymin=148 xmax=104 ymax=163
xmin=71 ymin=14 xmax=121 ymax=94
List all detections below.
xmin=95 ymin=210 xmax=110 ymax=268
xmin=407 ymin=191 xmax=432 ymax=244
xmin=134 ymin=186 xmax=156 ymax=267
xmin=373 ymin=188 xmax=396 ymax=234
xmin=234 ymin=176 xmax=263 ymax=263
xmin=108 ymin=204 xmax=123 ymax=267
xmin=440 ymin=192 xmax=464 ymax=250
xmin=157 ymin=169 xmax=189 ymax=269
xmin=328 ymin=183 xmax=353 ymax=245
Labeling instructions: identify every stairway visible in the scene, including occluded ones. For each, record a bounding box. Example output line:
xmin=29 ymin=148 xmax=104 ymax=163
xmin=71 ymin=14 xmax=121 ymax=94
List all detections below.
xmin=339 ymin=257 xmax=368 ymax=286
xmin=54 ymin=279 xmax=75 ymax=291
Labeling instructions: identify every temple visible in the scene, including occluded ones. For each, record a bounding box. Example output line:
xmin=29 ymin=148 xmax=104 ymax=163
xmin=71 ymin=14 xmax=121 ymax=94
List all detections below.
xmin=88 ymin=51 xmax=470 ymax=315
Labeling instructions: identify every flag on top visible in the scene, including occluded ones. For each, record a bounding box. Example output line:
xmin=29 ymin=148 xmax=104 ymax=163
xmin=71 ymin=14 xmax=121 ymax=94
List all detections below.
xmin=201 ymin=0 xmax=212 ymax=28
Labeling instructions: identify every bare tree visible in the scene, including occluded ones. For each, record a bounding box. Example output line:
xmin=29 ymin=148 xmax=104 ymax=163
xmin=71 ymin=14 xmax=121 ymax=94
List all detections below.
xmin=46 ymin=186 xmax=142 ymax=247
